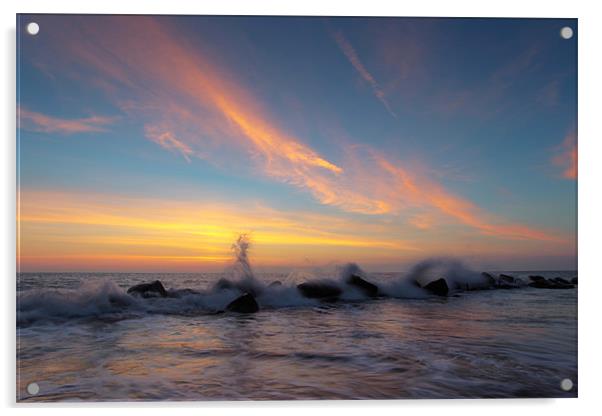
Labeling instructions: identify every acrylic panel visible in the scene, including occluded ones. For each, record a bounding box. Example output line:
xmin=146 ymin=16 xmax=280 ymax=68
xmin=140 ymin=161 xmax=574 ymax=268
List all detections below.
xmin=16 ymin=14 xmax=578 ymax=401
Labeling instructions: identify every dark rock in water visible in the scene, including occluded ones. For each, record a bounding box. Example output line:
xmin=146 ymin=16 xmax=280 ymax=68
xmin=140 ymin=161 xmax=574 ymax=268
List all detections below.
xmin=528 ymin=279 xmax=575 ymax=289
xmin=528 ymin=279 xmax=553 ymax=289
xmin=214 ymin=278 xmax=235 ymax=291
xmin=455 ymin=272 xmax=496 ymax=291
xmin=423 ymin=278 xmax=449 ymax=296
xmin=495 ymin=283 xmax=517 ymax=289
xmin=213 ymin=278 xmax=260 ymax=297
xmin=268 ymin=280 xmax=282 ymax=288
xmin=167 ymin=288 xmax=200 ymax=298
xmin=495 ymin=274 xmax=521 ymax=289
xmin=553 ymin=283 xmax=575 ymax=289
xmin=551 ymin=277 xmax=571 ymax=285
xmin=346 ymin=274 xmax=379 ymax=297
xmin=529 ymin=275 xmax=546 ymax=282
xmin=571 ymin=277 xmax=578 ymax=285
xmin=108 ymin=294 xmax=132 ymax=307
xmin=127 ymin=280 xmax=167 ymax=298
xmin=499 ymin=274 xmax=516 ymax=284
xmin=481 ymin=272 xmax=496 ymax=286
xmin=226 ymin=293 xmax=259 ymax=313
xmin=297 ymin=281 xmax=342 ymax=299
xmin=235 ymin=279 xmax=260 ymax=297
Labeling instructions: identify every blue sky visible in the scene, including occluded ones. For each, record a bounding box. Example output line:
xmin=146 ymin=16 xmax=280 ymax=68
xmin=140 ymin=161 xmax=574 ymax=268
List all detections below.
xmin=17 ymin=15 xmax=577 ymax=272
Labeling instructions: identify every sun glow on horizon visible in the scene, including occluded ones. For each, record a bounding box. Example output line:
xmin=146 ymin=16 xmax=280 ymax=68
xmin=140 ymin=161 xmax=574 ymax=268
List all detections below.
xmin=17 ymin=190 xmax=574 ymax=272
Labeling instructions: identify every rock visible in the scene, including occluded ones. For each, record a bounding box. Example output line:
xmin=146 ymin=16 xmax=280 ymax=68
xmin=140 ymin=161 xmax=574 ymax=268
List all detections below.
xmin=495 ymin=283 xmax=517 ymax=289
xmin=529 ymin=275 xmax=546 ymax=282
xmin=297 ymin=281 xmax=342 ymax=299
xmin=495 ymin=274 xmax=521 ymax=289
xmin=455 ymin=273 xmax=497 ymax=291
xmin=528 ymin=279 xmax=553 ymax=289
xmin=167 ymin=288 xmax=200 ymax=298
xmin=552 ymin=283 xmax=575 ymax=289
xmin=499 ymin=274 xmax=516 ymax=284
xmin=268 ymin=280 xmax=282 ymax=288
xmin=235 ymin=279 xmax=260 ymax=297
xmin=571 ymin=277 xmax=578 ymax=285
xmin=551 ymin=277 xmax=571 ymax=285
xmin=212 ymin=278 xmax=260 ymax=297
xmin=127 ymin=280 xmax=167 ymax=298
xmin=528 ymin=279 xmax=575 ymax=289
xmin=423 ymin=278 xmax=449 ymax=296
xmin=226 ymin=293 xmax=259 ymax=313
xmin=481 ymin=272 xmax=496 ymax=286
xmin=214 ymin=278 xmax=235 ymax=291
xmin=346 ymin=274 xmax=379 ymax=297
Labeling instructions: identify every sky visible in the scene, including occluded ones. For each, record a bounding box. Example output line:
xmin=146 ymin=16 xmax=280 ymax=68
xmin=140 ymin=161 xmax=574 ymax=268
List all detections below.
xmin=16 ymin=15 xmax=577 ymax=272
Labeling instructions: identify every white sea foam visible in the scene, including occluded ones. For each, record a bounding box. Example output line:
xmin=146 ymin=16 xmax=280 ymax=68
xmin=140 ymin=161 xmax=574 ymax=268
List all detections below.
xmin=16 ymin=237 xmax=534 ymax=325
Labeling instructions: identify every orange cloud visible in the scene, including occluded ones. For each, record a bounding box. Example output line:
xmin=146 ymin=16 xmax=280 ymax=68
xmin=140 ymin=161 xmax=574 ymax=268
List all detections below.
xmin=375 ymin=155 xmax=562 ymax=242
xmin=40 ymin=16 xmax=389 ymax=215
xmin=408 ymin=214 xmax=435 ymax=230
xmin=333 ymin=31 xmax=397 ymax=118
xmin=552 ymin=131 xmax=577 ymax=179
xmin=19 ymin=107 xmax=115 ymax=134
xmin=29 ymin=16 xmax=566 ymax=242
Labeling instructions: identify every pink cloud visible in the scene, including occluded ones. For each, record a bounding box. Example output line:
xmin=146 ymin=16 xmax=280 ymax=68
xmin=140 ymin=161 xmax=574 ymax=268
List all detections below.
xmin=19 ymin=107 xmax=115 ymax=134
xmin=145 ymin=126 xmax=195 ymax=163
xmin=552 ymin=131 xmax=577 ymax=180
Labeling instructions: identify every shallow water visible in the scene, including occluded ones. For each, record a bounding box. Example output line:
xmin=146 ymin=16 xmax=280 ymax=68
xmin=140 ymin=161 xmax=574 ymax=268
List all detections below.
xmin=17 ymin=271 xmax=577 ymax=401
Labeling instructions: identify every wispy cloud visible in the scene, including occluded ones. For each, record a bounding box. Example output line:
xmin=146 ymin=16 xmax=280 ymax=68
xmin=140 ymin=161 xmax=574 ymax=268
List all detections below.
xmin=42 ymin=16 xmax=386 ymax=214
xmin=145 ymin=126 xmax=195 ymax=163
xmin=375 ymin=154 xmax=562 ymax=242
xmin=19 ymin=107 xmax=115 ymax=134
xmin=333 ymin=31 xmax=397 ymax=118
xmin=552 ymin=131 xmax=577 ymax=179
xmin=433 ymin=45 xmax=541 ymax=117
xmin=30 ymin=16 xmax=566 ymax=243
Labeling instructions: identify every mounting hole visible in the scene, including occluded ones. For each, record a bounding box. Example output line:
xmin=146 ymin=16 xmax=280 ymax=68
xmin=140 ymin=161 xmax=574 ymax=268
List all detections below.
xmin=27 ymin=382 xmax=40 ymax=395
xmin=26 ymin=22 xmax=40 ymax=36
xmin=560 ymin=26 xmax=573 ymax=40
xmin=560 ymin=378 xmax=573 ymax=391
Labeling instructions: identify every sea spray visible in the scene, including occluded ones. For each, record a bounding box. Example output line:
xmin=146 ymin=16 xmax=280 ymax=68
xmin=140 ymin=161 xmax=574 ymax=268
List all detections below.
xmin=225 ymin=234 xmax=265 ymax=296
xmin=405 ymin=258 xmax=490 ymax=291
xmin=231 ymin=234 xmax=254 ymax=280
xmin=17 ymin=279 xmax=138 ymax=325
xmin=337 ymin=262 xmax=366 ymax=280
xmin=17 ymin=237 xmax=516 ymax=325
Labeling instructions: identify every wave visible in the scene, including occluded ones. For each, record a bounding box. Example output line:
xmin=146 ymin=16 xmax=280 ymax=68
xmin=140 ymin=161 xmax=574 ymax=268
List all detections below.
xmin=16 ymin=237 xmax=573 ymax=326
xmin=16 ymin=261 xmax=520 ymax=326
xmin=18 ymin=280 xmax=138 ymax=325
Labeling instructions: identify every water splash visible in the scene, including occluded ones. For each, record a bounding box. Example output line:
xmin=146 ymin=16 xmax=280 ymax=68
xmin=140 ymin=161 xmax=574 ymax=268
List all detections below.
xmin=226 ymin=233 xmax=265 ymax=296
xmin=405 ymin=257 xmax=489 ymax=290
xmin=18 ymin=237 xmax=538 ymax=325
xmin=231 ymin=234 xmax=254 ymax=280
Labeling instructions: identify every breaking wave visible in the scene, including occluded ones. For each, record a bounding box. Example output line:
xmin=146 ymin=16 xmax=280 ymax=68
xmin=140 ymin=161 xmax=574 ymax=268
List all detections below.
xmin=17 ymin=237 xmax=559 ymax=326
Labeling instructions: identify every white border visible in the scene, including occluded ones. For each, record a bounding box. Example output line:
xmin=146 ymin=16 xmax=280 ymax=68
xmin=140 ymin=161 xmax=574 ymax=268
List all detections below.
xmin=3 ymin=0 xmax=602 ymax=414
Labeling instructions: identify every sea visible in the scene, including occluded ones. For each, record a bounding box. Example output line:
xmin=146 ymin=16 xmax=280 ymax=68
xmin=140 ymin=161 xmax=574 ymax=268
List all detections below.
xmin=16 ymin=263 xmax=578 ymax=401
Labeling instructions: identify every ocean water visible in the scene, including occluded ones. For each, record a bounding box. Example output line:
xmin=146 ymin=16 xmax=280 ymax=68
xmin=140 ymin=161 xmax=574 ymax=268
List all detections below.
xmin=16 ymin=268 xmax=578 ymax=401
